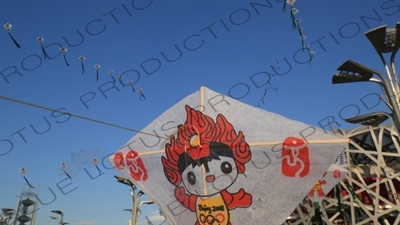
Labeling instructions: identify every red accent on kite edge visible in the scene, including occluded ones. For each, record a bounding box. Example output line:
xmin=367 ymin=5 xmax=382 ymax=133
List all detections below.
xmin=114 ymin=152 xmax=125 ymax=170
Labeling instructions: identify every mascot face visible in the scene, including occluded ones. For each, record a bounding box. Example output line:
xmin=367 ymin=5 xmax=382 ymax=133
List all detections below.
xmin=180 ymin=144 xmax=239 ymax=196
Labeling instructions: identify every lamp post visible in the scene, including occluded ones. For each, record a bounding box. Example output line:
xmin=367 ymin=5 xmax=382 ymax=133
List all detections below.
xmin=332 ymin=23 xmax=400 ymax=134
xmin=50 ymin=210 xmax=68 ymax=225
xmin=365 ymin=22 xmax=400 ymax=97
xmin=114 ymin=175 xmax=154 ymax=225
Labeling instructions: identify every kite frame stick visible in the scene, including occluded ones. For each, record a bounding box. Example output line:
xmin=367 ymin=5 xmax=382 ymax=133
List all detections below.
xmin=112 ymin=139 xmax=350 ymax=158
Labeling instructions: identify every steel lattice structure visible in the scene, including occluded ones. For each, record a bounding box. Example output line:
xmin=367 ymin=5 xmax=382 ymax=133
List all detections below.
xmin=284 ymin=124 xmax=400 ymax=225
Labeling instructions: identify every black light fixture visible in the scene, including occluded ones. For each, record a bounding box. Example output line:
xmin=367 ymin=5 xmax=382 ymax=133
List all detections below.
xmin=1 ymin=208 xmax=14 ymax=224
xmin=331 ymin=55 xmax=400 ymax=133
xmin=365 ymin=22 xmax=400 ymax=54
xmin=51 ymin=210 xmax=63 ymax=216
xmin=1 ymin=208 xmax=13 ymax=215
xmin=345 ymin=112 xmax=392 ymax=126
xmin=51 ymin=210 xmax=66 ymax=225
xmin=139 ymin=200 xmax=154 ymax=206
xmin=49 ymin=216 xmax=59 ymax=220
xmin=332 ymin=23 xmax=400 ymax=137
xmin=364 ymin=22 xmax=400 ymax=94
xmin=332 ymin=60 xmax=374 ymax=84
xmin=114 ymin=175 xmax=135 ymax=187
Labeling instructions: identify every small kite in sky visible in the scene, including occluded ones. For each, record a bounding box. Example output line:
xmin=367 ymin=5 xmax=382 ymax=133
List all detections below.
xmin=256 ymin=81 xmax=278 ymax=106
xmin=282 ymin=0 xmax=295 ymax=12
xmin=20 ymin=168 xmax=35 ymax=188
xmin=261 ymin=88 xmax=268 ymax=104
xmin=60 ymin=47 xmax=70 ymax=66
xmin=281 ymin=1 xmax=315 ymax=63
xmin=300 ymin=35 xmax=307 ymax=50
xmin=79 ymin=56 xmax=86 ymax=74
xmin=3 ymin=23 xmax=20 ymax=48
xmin=295 ymin=18 xmax=302 ymax=29
xmin=37 ymin=37 xmax=50 ymax=59
xmin=61 ymin=148 xmax=106 ymax=178
xmin=118 ymin=75 xmax=124 ymax=88
xmin=290 ymin=8 xmax=299 ymax=29
xmin=298 ymin=26 xmax=304 ymax=36
xmin=61 ymin=162 xmax=72 ymax=180
xmin=94 ymin=64 xmax=101 ymax=81
xmin=93 ymin=158 xmax=102 ymax=175
xmin=128 ymin=80 xmax=136 ymax=93
xmin=304 ymin=44 xmax=315 ymax=64
xmin=108 ymin=70 xmax=115 ymax=82
xmin=309 ymin=51 xmax=315 ymax=64
xmin=138 ymin=86 xmax=146 ymax=100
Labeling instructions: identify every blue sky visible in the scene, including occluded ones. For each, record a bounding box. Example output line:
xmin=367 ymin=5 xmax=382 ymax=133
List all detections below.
xmin=1 ymin=0 xmax=399 ymax=224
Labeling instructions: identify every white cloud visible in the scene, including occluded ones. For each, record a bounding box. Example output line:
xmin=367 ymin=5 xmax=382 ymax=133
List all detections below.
xmin=137 ymin=210 xmax=166 ymax=225
xmin=76 ymin=219 xmax=99 ymax=225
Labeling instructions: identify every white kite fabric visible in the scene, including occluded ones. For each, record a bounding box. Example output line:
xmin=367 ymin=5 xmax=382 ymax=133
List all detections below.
xmin=306 ymin=164 xmax=348 ymax=203
xmin=109 ymin=86 xmax=348 ymax=225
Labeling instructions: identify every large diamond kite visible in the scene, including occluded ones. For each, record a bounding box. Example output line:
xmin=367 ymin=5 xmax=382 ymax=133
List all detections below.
xmin=109 ymin=86 xmax=348 ymax=225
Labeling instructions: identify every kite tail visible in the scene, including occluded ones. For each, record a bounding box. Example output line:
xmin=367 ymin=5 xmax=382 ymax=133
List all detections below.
xmin=290 ymin=7 xmax=297 ymax=29
xmin=131 ymin=86 xmax=136 ymax=93
xmin=63 ymin=54 xmax=70 ymax=66
xmin=297 ymin=26 xmax=303 ymax=37
xmin=95 ymin=165 xmax=102 ymax=175
xmin=23 ymin=176 xmax=35 ymax=188
xmin=81 ymin=63 xmax=86 ymax=74
xmin=313 ymin=201 xmax=323 ymax=225
xmin=96 ymin=70 xmax=99 ymax=81
xmin=281 ymin=2 xmax=286 ymax=12
xmin=8 ymin=33 xmax=21 ymax=48
xmin=111 ymin=76 xmax=115 ymax=83
xmin=41 ymin=45 xmax=50 ymax=59
xmin=63 ymin=170 xmax=72 ymax=180
xmin=140 ymin=93 xmax=146 ymax=100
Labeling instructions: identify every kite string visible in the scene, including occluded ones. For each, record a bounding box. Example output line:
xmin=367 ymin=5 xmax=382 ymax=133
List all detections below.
xmin=0 ymin=95 xmax=168 ymax=140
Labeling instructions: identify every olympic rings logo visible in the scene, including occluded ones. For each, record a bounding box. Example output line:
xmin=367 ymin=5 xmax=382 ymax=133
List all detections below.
xmin=199 ymin=213 xmax=225 ymax=224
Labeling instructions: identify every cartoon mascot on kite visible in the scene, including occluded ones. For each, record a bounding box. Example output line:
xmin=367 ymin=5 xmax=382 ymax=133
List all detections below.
xmin=162 ymin=105 xmax=253 ymax=225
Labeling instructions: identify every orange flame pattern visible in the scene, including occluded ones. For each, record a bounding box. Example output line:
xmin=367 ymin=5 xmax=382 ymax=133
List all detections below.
xmin=162 ymin=105 xmax=252 ymax=185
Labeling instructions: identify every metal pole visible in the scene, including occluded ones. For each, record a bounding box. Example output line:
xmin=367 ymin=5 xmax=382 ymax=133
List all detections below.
xmin=370 ymin=68 xmax=400 ymax=134
xmin=30 ymin=187 xmax=39 ymax=225
xmin=134 ymin=202 xmax=142 ymax=225
xmin=376 ymin=52 xmax=400 ymax=103
xmin=131 ymin=188 xmax=137 ymax=225
xmin=60 ymin=213 xmax=63 ymax=225
xmin=12 ymin=195 xmax=21 ymax=225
